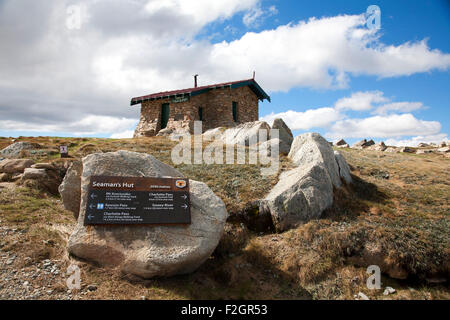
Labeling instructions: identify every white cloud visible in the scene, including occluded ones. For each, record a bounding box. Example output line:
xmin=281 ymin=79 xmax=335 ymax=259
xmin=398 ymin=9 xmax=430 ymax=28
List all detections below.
xmin=373 ymin=101 xmax=424 ymax=115
xmin=0 ymin=116 xmax=137 ymax=136
xmin=209 ymin=15 xmax=450 ymax=91
xmin=385 ymin=134 xmax=449 ymax=147
xmin=243 ymin=5 xmax=278 ymax=28
xmin=261 ymin=108 xmax=341 ymax=130
xmin=243 ymin=7 xmax=264 ymax=27
xmin=326 ymin=113 xmax=441 ymax=139
xmin=110 ymin=130 xmax=135 ymax=139
xmin=0 ymin=2 xmax=449 ymax=137
xmin=335 ymin=91 xmax=388 ymax=111
xmin=145 ymin=0 xmax=260 ymax=35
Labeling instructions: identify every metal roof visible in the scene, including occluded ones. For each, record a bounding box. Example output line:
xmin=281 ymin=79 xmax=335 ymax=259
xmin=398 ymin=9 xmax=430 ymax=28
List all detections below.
xmin=130 ymin=78 xmax=271 ymax=106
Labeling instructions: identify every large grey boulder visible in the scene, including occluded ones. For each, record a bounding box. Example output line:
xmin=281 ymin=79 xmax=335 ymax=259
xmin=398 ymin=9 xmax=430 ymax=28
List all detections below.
xmin=258 ymin=138 xmax=291 ymax=155
xmin=262 ymin=133 xmax=352 ymax=232
xmin=221 ymin=121 xmax=271 ymax=146
xmin=0 ymin=142 xmax=41 ymax=158
xmin=20 ymin=165 xmax=63 ymax=195
xmin=0 ymin=159 xmax=34 ymax=174
xmin=66 ymin=150 xmax=228 ymax=279
xmin=271 ymin=118 xmax=293 ymax=150
xmin=261 ymin=162 xmax=333 ymax=231
xmin=367 ymin=142 xmax=387 ymax=151
xmin=334 ymin=151 xmax=352 ymax=184
xmin=352 ymin=139 xmax=375 ymax=149
xmin=288 ymin=132 xmax=342 ymax=188
xmin=437 ymin=146 xmax=450 ymax=153
xmin=59 ymin=161 xmax=82 ymax=218
xmin=202 ymin=127 xmax=225 ymax=141
xmin=22 ymin=168 xmax=47 ymax=180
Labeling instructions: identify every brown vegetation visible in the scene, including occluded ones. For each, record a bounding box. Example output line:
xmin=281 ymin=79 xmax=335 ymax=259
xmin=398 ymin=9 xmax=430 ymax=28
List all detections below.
xmin=0 ymin=136 xmax=448 ymax=300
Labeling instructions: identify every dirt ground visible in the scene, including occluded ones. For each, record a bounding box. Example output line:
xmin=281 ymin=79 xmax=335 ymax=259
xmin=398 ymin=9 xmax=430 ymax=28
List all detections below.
xmin=0 ymin=136 xmax=448 ymax=300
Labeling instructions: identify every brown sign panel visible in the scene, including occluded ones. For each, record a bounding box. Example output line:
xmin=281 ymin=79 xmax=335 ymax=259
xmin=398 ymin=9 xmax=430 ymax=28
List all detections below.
xmin=84 ymin=176 xmax=191 ymax=225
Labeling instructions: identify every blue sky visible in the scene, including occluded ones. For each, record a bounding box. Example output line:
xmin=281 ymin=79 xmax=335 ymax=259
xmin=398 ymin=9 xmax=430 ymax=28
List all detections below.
xmin=0 ymin=0 xmax=449 ymax=146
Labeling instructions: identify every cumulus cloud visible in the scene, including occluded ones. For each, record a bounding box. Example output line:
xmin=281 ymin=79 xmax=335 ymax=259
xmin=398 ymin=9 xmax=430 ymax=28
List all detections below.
xmin=373 ymin=101 xmax=424 ymax=115
xmin=243 ymin=5 xmax=278 ymax=28
xmin=326 ymin=113 xmax=441 ymax=139
xmin=335 ymin=91 xmax=388 ymax=111
xmin=0 ymin=116 xmax=137 ymax=136
xmin=0 ymin=1 xmax=449 ymax=137
xmin=261 ymin=108 xmax=341 ymax=130
xmin=385 ymin=134 xmax=449 ymax=147
xmin=110 ymin=130 xmax=135 ymax=139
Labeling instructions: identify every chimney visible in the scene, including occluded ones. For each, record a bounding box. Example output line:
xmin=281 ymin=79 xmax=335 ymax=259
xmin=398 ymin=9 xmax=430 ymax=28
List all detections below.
xmin=194 ymin=74 xmax=198 ymax=88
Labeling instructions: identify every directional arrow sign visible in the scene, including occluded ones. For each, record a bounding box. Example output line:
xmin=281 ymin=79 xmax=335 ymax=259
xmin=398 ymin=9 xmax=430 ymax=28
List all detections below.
xmin=84 ymin=176 xmax=191 ymax=225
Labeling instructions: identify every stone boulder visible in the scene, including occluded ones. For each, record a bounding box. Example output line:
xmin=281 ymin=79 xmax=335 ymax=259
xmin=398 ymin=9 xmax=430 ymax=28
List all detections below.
xmin=22 ymin=168 xmax=47 ymax=180
xmin=398 ymin=146 xmax=415 ymax=153
xmin=336 ymin=139 xmax=348 ymax=146
xmin=384 ymin=147 xmax=399 ymax=153
xmin=157 ymin=127 xmax=191 ymax=141
xmin=367 ymin=142 xmax=387 ymax=152
xmin=258 ymin=138 xmax=291 ymax=155
xmin=334 ymin=151 xmax=352 ymax=184
xmin=0 ymin=142 xmax=41 ymax=158
xmin=271 ymin=118 xmax=293 ymax=150
xmin=20 ymin=164 xmax=63 ymax=195
xmin=288 ymin=132 xmax=342 ymax=188
xmin=352 ymin=139 xmax=375 ymax=150
xmin=221 ymin=121 xmax=271 ymax=146
xmin=261 ymin=162 xmax=334 ymax=232
xmin=202 ymin=127 xmax=225 ymax=141
xmin=416 ymin=149 xmax=434 ymax=155
xmin=58 ymin=161 xmax=82 ymax=218
xmin=437 ymin=146 xmax=450 ymax=153
xmin=261 ymin=133 xmax=352 ymax=231
xmin=418 ymin=143 xmax=429 ymax=148
xmin=66 ymin=150 xmax=228 ymax=279
xmin=0 ymin=159 xmax=34 ymax=174
xmin=155 ymin=127 xmax=174 ymax=136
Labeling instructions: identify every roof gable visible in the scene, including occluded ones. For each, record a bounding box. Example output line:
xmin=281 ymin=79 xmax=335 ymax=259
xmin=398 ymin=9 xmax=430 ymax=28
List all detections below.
xmin=130 ymin=79 xmax=270 ymax=106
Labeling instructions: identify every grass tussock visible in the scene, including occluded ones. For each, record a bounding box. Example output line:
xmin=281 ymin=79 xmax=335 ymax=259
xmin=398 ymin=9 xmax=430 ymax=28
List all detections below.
xmin=0 ymin=136 xmax=448 ymax=300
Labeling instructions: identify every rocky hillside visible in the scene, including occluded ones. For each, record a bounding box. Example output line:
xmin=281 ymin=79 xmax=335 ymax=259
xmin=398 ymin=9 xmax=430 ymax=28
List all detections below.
xmin=0 ymin=134 xmax=449 ymax=300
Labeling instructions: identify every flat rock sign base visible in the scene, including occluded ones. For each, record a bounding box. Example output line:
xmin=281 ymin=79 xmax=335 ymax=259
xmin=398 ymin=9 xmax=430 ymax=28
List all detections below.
xmin=64 ymin=150 xmax=228 ymax=279
xmin=84 ymin=176 xmax=191 ymax=225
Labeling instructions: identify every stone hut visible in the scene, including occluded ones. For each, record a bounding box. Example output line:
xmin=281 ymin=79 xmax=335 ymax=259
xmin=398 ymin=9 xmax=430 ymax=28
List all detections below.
xmin=131 ymin=78 xmax=271 ymax=137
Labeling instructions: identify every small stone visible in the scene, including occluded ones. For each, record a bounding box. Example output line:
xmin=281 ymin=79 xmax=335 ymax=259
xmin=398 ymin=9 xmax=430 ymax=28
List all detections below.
xmin=357 ymin=292 xmax=370 ymax=300
xmin=383 ymin=286 xmax=396 ymax=295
